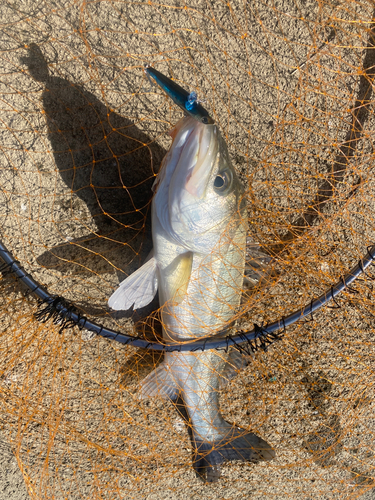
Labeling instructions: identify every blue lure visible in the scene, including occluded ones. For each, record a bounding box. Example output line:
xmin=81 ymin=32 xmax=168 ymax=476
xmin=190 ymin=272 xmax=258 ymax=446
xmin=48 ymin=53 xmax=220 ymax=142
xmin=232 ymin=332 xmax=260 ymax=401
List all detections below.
xmin=145 ymin=66 xmax=214 ymax=125
xmin=185 ymin=91 xmax=198 ymax=111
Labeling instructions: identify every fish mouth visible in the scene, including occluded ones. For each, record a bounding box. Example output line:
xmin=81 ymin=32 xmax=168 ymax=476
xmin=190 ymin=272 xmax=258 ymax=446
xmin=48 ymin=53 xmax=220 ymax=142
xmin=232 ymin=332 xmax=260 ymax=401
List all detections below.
xmin=185 ymin=123 xmax=216 ymax=198
xmin=169 ymin=116 xmax=217 ymax=199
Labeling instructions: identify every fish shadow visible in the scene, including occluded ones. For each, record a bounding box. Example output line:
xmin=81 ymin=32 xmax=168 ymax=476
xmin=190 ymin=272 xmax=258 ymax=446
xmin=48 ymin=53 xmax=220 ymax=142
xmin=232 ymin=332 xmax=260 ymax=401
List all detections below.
xmin=20 ymin=43 xmax=166 ymax=314
xmin=300 ymin=370 xmax=344 ymax=468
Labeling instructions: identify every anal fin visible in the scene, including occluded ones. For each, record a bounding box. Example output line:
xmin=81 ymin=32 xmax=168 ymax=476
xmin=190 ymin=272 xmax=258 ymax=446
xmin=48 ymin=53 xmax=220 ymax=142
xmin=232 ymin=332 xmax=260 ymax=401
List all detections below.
xmin=138 ymin=363 xmax=179 ymax=402
xmin=219 ymin=348 xmax=252 ymax=389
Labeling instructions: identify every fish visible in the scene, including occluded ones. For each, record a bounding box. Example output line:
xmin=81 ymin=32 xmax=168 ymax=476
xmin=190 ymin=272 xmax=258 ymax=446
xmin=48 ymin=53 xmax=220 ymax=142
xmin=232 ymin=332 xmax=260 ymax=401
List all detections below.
xmin=108 ymin=68 xmax=275 ymax=481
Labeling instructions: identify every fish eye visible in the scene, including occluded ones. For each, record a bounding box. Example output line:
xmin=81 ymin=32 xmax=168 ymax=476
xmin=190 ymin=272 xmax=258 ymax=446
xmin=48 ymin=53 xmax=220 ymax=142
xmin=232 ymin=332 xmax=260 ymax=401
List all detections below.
xmin=214 ymin=175 xmax=225 ymax=188
xmin=213 ymin=171 xmax=232 ymax=193
xmin=201 ymin=116 xmax=209 ymax=124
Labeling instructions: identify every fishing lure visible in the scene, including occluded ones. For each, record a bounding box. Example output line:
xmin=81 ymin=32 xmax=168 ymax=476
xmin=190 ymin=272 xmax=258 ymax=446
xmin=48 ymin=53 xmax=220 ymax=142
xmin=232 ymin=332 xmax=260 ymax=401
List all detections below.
xmin=145 ymin=65 xmax=214 ymax=125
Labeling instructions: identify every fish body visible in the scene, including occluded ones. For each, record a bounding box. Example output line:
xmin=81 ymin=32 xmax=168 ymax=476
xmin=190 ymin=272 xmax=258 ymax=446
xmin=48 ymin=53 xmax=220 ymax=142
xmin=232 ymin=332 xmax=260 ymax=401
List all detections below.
xmin=152 ymin=115 xmax=246 ymax=340
xmin=108 ymin=71 xmax=274 ymax=481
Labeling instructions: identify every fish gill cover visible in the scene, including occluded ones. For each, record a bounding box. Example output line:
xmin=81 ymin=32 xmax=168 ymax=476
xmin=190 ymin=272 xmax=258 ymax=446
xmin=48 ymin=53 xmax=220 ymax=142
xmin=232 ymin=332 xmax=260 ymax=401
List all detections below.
xmin=0 ymin=0 xmax=375 ymax=498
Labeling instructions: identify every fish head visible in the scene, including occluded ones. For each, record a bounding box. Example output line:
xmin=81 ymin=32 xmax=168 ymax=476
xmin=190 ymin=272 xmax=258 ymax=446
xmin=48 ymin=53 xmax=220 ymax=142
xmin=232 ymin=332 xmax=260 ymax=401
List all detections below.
xmin=153 ymin=115 xmax=246 ymax=253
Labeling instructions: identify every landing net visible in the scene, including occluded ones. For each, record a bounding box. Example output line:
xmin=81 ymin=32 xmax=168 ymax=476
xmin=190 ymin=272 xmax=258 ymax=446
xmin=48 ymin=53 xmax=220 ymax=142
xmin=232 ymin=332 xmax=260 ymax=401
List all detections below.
xmin=1 ymin=1 xmax=375 ymax=498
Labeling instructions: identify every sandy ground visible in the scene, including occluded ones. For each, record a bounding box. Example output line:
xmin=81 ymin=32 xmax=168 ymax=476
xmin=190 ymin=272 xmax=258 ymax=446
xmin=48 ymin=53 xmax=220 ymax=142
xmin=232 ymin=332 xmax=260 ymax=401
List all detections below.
xmin=0 ymin=435 xmax=29 ymax=500
xmin=1 ymin=0 xmax=375 ymax=498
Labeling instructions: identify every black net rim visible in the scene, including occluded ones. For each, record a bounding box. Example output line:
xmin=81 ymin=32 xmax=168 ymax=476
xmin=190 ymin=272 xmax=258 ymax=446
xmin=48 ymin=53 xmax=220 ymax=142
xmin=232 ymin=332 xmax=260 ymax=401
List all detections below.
xmin=0 ymin=239 xmax=374 ymax=353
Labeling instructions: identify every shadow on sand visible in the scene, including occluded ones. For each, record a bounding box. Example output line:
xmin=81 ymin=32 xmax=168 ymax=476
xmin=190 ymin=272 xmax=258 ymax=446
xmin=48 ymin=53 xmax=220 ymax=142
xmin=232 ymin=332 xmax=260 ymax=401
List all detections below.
xmin=21 ymin=43 xmax=167 ymax=316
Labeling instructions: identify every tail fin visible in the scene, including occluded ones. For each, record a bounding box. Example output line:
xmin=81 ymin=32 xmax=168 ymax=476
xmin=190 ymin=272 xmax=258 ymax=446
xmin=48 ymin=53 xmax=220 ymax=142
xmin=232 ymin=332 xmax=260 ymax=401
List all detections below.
xmin=193 ymin=427 xmax=275 ymax=482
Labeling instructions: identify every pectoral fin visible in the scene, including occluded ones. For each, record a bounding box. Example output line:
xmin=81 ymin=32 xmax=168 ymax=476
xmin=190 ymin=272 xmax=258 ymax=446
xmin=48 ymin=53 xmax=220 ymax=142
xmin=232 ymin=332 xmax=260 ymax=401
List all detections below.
xmin=165 ymin=251 xmax=193 ymax=304
xmin=108 ymin=254 xmax=158 ymax=310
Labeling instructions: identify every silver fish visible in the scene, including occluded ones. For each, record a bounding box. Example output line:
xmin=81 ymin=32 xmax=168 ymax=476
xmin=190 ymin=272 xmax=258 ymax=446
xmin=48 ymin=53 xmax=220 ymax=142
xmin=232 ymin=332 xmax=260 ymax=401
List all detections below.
xmin=108 ymin=115 xmax=274 ymax=481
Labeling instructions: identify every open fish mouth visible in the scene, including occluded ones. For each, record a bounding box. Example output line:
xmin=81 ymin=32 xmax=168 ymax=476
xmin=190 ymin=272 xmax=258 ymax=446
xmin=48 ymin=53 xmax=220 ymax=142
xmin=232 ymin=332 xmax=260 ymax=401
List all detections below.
xmin=167 ymin=115 xmax=217 ymax=199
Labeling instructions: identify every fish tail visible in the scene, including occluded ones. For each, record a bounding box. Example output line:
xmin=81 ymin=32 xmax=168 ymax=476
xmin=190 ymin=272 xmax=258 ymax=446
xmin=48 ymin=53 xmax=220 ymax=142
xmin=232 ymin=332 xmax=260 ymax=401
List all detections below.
xmin=192 ymin=426 xmax=275 ymax=483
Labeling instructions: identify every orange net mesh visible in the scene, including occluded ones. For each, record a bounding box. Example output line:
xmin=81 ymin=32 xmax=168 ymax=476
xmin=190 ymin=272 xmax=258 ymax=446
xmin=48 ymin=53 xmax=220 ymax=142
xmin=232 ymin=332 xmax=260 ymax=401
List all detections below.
xmin=1 ymin=0 xmax=375 ymax=497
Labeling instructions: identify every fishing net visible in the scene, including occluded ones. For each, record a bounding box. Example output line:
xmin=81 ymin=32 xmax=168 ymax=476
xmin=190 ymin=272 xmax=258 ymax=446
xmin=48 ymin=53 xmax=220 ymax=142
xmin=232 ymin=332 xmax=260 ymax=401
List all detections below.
xmin=1 ymin=0 xmax=375 ymax=497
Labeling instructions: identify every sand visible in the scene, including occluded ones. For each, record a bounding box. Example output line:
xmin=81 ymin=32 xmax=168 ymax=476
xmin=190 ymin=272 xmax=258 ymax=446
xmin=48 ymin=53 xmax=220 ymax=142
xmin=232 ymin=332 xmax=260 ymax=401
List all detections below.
xmin=1 ymin=0 xmax=375 ymax=498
